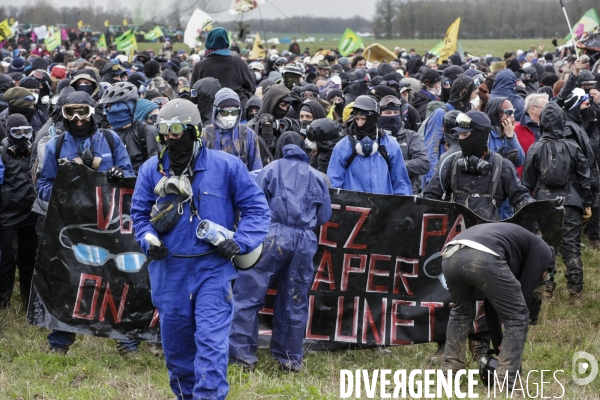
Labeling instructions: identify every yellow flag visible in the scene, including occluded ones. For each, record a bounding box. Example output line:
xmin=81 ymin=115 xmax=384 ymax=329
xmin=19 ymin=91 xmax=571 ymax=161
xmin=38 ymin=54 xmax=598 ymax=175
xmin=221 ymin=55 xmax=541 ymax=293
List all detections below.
xmin=249 ymin=33 xmax=265 ymax=60
xmin=104 ymin=20 xmax=109 ymax=28
xmin=77 ymin=20 xmax=83 ymax=29
xmin=0 ymin=19 xmax=11 ymax=41
xmin=123 ymin=19 xmax=128 ymax=26
xmin=438 ymin=17 xmax=461 ymax=65
xmin=9 ymin=18 xmax=14 ymax=26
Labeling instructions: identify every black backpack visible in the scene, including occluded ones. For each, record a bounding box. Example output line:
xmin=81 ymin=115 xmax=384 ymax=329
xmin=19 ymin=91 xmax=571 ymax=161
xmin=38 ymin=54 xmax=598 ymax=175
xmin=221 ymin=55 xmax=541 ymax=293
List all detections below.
xmin=203 ymin=125 xmax=250 ymax=166
xmin=537 ymin=138 xmax=572 ymax=188
xmin=54 ymin=129 xmax=116 ymax=163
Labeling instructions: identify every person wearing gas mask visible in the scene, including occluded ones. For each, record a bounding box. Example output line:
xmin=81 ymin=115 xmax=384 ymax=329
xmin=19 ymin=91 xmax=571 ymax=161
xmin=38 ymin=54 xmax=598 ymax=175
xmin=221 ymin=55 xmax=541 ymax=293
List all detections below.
xmin=130 ymin=99 xmax=270 ymax=399
xmin=0 ymin=114 xmax=38 ymax=310
xmin=327 ymin=95 xmax=412 ymax=195
xmin=203 ymin=88 xmax=262 ymax=171
xmin=522 ymin=102 xmax=592 ymax=307
xmin=36 ymin=90 xmax=135 ymax=356
xmin=99 ymin=82 xmax=161 ymax=174
xmin=411 ymin=68 xmax=441 ymax=121
xmin=0 ymin=87 xmax=48 ymax=141
xmin=229 ymin=131 xmax=331 ymax=373
xmin=422 ymin=76 xmax=481 ymax=188
xmin=441 ymin=223 xmax=556 ymax=391
xmin=247 ymin=85 xmax=301 ymax=165
xmin=377 ymin=94 xmax=429 ymax=194
xmin=423 ymin=110 xmax=533 ymax=221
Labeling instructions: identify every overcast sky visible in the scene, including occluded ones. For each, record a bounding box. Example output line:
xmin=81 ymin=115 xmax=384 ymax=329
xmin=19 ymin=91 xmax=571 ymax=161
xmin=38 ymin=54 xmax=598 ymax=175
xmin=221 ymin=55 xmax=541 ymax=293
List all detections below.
xmin=7 ymin=0 xmax=376 ymax=21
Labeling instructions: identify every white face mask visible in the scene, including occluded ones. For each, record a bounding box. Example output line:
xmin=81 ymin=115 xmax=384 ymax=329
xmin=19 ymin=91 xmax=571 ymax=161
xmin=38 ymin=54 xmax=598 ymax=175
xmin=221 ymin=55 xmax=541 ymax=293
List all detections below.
xmin=254 ymin=71 xmax=262 ymax=81
xmin=32 ymin=93 xmax=39 ymax=103
xmin=218 ymin=115 xmax=237 ymax=130
xmin=470 ymin=96 xmax=481 ymax=110
xmin=305 ymin=138 xmax=317 ymax=149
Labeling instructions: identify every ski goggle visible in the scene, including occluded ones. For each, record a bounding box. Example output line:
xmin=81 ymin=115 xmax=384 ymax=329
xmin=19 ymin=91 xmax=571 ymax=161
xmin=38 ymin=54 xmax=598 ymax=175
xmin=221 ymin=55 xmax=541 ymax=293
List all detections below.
xmin=30 ymin=70 xmax=47 ymax=80
xmin=501 ymin=108 xmax=516 ymax=117
xmin=217 ymin=108 xmax=240 ymax=117
xmin=156 ymin=120 xmax=187 ymax=135
xmin=151 ymin=97 xmax=169 ymax=108
xmin=380 ymin=95 xmax=401 ymax=108
xmin=9 ymin=126 xmax=33 ymax=138
xmin=381 ymin=80 xmax=400 ymax=89
xmin=71 ymin=244 xmax=146 ymax=273
xmin=146 ymin=114 xmax=158 ymax=123
xmin=330 ymin=96 xmax=344 ymax=104
xmin=62 ymin=104 xmax=95 ymax=120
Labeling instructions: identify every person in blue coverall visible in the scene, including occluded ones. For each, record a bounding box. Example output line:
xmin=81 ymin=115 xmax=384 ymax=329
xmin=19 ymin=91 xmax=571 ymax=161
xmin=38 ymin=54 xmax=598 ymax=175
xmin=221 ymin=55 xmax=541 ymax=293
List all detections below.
xmin=422 ymin=76 xmax=479 ymax=188
xmin=202 ymin=87 xmax=263 ymax=171
xmin=229 ymin=132 xmax=332 ymax=372
xmin=327 ymin=95 xmax=412 ymax=195
xmin=36 ymin=90 xmax=135 ymax=355
xmin=130 ymin=99 xmax=270 ymax=399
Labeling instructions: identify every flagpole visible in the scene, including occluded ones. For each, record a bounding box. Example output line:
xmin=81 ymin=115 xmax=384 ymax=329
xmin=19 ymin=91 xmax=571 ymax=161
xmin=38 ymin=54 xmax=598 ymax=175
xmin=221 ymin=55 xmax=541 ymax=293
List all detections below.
xmin=558 ymin=0 xmax=579 ymax=57
xmin=257 ymin=2 xmax=267 ymax=45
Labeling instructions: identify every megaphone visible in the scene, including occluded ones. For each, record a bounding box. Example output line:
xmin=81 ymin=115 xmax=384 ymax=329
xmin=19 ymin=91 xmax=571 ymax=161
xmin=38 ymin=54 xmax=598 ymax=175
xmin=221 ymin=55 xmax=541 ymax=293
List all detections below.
xmin=196 ymin=219 xmax=263 ymax=270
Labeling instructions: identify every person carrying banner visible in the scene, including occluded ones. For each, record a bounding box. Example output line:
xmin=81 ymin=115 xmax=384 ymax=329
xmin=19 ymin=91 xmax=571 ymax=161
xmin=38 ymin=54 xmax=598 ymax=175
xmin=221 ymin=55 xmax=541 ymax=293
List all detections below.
xmin=441 ymin=222 xmax=555 ymax=390
xmin=0 ymin=114 xmax=38 ymax=309
xmin=36 ymin=90 xmax=135 ymax=355
xmin=229 ymin=131 xmax=332 ymax=373
xmin=130 ymin=99 xmax=270 ymax=400
xmin=423 ymin=110 xmax=533 ymax=221
xmin=327 ymin=95 xmax=412 ymax=195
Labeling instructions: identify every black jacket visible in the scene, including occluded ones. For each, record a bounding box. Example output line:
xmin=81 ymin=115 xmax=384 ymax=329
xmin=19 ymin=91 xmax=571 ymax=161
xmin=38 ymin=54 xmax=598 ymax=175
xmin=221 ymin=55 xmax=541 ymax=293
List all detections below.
xmin=390 ymin=125 xmax=430 ymax=193
xmin=522 ymin=103 xmax=592 ymax=211
xmin=114 ymin=120 xmax=161 ymax=174
xmin=411 ymin=90 xmax=436 ymax=121
xmin=0 ymin=137 xmax=37 ymax=229
xmin=192 ymin=77 xmax=221 ymax=125
xmin=424 ymin=150 xmax=533 ymax=221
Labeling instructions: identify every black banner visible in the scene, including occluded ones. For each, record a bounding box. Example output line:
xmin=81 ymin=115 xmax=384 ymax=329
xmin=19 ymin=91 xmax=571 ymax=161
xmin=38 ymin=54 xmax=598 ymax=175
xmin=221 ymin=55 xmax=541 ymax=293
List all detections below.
xmin=29 ymin=163 xmax=564 ymax=347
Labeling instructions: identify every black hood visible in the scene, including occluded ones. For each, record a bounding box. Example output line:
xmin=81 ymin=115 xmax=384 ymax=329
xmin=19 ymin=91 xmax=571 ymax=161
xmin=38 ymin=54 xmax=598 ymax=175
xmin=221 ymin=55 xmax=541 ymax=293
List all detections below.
xmin=539 ymin=102 xmax=567 ymax=140
xmin=448 ymin=54 xmax=462 ymax=66
xmin=0 ymin=73 xmax=14 ymax=93
xmin=377 ymin=63 xmax=395 ymax=77
xmin=442 ymin=66 xmax=464 ymax=82
xmin=406 ymin=58 xmax=423 ymax=76
xmin=246 ymin=95 xmax=262 ymax=110
xmin=258 ymin=84 xmax=298 ymax=117
xmin=484 ymin=97 xmax=508 ymax=132
xmin=300 ymin=100 xmax=326 ymax=120
xmin=52 ymin=86 xmax=76 ymax=123
xmin=192 ymin=77 xmax=221 ymax=124
xmin=447 ymin=76 xmax=476 ymax=112
xmin=275 ymin=131 xmax=305 ymax=159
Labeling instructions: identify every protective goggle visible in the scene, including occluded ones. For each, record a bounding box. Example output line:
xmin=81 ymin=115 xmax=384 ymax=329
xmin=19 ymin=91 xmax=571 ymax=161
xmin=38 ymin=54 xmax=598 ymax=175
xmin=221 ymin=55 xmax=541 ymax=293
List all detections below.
xmin=501 ymin=108 xmax=516 ymax=117
xmin=217 ymin=108 xmax=240 ymax=117
xmin=151 ymin=97 xmax=169 ymax=108
xmin=62 ymin=104 xmax=95 ymax=120
xmin=443 ymin=79 xmax=453 ymax=86
xmin=330 ymin=96 xmax=344 ymax=104
xmin=147 ymin=114 xmax=158 ymax=123
xmin=9 ymin=126 xmax=33 ymax=138
xmin=455 ymin=113 xmax=491 ymax=133
xmin=521 ymin=73 xmax=532 ymax=80
xmin=380 ymin=95 xmax=401 ymax=108
xmin=30 ymin=70 xmax=47 ymax=80
xmin=156 ymin=119 xmax=187 ymax=135
xmin=381 ymin=80 xmax=400 ymax=89
xmin=582 ymin=80 xmax=597 ymax=87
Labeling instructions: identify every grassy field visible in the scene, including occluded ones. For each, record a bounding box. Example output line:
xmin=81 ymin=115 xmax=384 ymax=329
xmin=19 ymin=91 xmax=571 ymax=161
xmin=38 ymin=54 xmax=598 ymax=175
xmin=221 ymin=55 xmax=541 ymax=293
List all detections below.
xmin=1 ymin=240 xmax=600 ymax=399
xmin=142 ymin=37 xmax=561 ymax=59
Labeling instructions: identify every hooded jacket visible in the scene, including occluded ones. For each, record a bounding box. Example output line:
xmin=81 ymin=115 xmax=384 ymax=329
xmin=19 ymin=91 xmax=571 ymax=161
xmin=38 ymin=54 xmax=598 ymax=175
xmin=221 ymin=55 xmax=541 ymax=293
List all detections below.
xmin=389 ymin=125 xmax=430 ymax=193
xmin=485 ymin=97 xmax=525 ymax=167
xmin=69 ymin=69 xmax=104 ymax=101
xmin=522 ymin=103 xmax=592 ymax=211
xmin=490 ymin=69 xmax=525 ymax=121
xmin=522 ymin=67 xmax=540 ymax=96
xmin=411 ymin=89 xmax=438 ymax=121
xmin=115 ymin=119 xmax=161 ymax=174
xmin=0 ymin=74 xmax=14 ymax=113
xmin=300 ymin=100 xmax=326 ymax=121
xmin=193 ymin=77 xmax=221 ymax=125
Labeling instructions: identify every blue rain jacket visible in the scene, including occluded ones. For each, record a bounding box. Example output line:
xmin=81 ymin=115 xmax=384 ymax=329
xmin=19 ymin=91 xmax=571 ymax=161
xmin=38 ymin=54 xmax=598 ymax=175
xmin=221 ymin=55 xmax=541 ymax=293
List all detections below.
xmin=422 ymin=103 xmax=454 ymax=188
xmin=490 ymin=69 xmax=526 ymax=122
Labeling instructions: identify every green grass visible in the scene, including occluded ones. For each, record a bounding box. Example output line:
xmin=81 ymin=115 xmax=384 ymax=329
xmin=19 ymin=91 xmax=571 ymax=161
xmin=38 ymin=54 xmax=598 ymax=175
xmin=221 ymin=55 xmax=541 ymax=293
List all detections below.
xmin=2 ymin=241 xmax=600 ymax=399
xmin=142 ymin=37 xmax=563 ymax=59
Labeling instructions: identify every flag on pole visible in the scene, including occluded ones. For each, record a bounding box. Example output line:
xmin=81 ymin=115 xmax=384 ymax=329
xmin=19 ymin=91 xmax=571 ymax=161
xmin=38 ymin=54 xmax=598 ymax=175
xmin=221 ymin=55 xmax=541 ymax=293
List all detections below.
xmin=44 ymin=27 xmax=62 ymax=51
xmin=437 ymin=17 xmax=461 ymax=65
xmin=184 ymin=8 xmax=214 ymax=49
xmin=0 ymin=19 xmax=11 ymax=41
xmin=565 ymin=8 xmax=600 ymax=40
xmin=338 ymin=28 xmax=364 ymax=57
xmin=123 ymin=19 xmax=128 ymax=26
xmin=104 ymin=20 xmax=109 ymax=28
xmin=98 ymin=33 xmax=108 ymax=50
xmin=114 ymin=30 xmax=137 ymax=53
xmin=143 ymin=25 xmax=164 ymax=41
xmin=249 ymin=32 xmax=266 ymax=60
xmin=77 ymin=20 xmax=83 ymax=29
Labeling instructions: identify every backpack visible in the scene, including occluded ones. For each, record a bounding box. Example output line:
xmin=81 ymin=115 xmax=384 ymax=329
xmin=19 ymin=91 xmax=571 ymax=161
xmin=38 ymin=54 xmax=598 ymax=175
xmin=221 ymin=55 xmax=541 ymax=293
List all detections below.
xmin=54 ymin=129 xmax=116 ymax=163
xmin=345 ymin=135 xmax=392 ymax=171
xmin=203 ymin=125 xmax=250 ymax=166
xmin=538 ymin=138 xmax=572 ymax=188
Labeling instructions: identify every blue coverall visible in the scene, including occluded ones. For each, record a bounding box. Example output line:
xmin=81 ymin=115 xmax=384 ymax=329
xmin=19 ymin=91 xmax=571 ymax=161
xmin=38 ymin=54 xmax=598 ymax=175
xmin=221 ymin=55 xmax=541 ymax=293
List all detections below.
xmin=229 ymin=144 xmax=332 ymax=370
xmin=36 ymin=128 xmax=135 ymax=351
xmin=208 ymin=126 xmax=263 ymax=171
xmin=130 ymin=144 xmax=270 ymax=399
xmin=326 ymin=133 xmax=412 ymax=195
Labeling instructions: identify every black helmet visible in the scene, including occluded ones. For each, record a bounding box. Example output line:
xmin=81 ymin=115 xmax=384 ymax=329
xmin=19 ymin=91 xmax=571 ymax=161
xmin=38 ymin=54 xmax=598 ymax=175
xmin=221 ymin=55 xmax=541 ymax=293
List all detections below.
xmin=352 ymin=95 xmax=380 ymax=114
xmin=306 ymin=118 xmax=342 ymax=142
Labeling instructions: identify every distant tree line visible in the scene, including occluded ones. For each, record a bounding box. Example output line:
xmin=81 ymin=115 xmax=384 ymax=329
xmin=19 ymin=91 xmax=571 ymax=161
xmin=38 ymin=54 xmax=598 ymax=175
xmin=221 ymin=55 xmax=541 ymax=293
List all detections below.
xmin=373 ymin=0 xmax=600 ymax=39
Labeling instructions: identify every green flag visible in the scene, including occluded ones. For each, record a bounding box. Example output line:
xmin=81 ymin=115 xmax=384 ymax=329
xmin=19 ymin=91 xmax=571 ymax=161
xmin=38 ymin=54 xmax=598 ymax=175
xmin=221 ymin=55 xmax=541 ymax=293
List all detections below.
xmin=565 ymin=9 xmax=600 ymax=40
xmin=429 ymin=41 xmax=444 ymax=57
xmin=98 ymin=33 xmax=107 ymax=50
xmin=338 ymin=28 xmax=364 ymax=57
xmin=44 ymin=27 xmax=61 ymax=51
xmin=115 ymin=30 xmax=137 ymax=53
xmin=143 ymin=25 xmax=164 ymax=41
